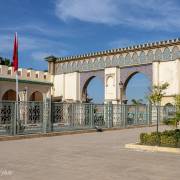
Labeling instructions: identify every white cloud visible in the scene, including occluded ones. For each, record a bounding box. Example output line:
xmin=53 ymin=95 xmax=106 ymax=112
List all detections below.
xmin=55 ymin=0 xmax=180 ymax=30
xmin=55 ymin=0 xmax=119 ymax=25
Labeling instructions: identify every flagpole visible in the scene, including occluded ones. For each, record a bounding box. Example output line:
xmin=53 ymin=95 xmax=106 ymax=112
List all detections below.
xmin=15 ymin=32 xmax=19 ymax=133
xmin=16 ymin=68 xmax=19 ymax=121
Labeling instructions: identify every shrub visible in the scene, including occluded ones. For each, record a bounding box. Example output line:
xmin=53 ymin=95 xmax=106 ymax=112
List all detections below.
xmin=146 ymin=133 xmax=159 ymax=146
xmin=140 ymin=133 xmax=148 ymax=144
xmin=139 ymin=129 xmax=180 ymax=148
xmin=163 ymin=118 xmax=176 ymax=126
xmin=140 ymin=132 xmax=159 ymax=146
xmin=160 ymin=135 xmax=177 ymax=147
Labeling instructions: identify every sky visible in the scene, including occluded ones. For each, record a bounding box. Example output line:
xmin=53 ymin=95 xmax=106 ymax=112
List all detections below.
xmin=0 ymin=0 xmax=180 ymax=103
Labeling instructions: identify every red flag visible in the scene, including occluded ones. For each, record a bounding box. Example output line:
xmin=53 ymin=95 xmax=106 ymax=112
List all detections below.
xmin=13 ymin=33 xmax=18 ymax=72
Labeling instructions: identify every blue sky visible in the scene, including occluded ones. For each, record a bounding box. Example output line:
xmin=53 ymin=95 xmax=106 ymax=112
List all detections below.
xmin=0 ymin=0 xmax=180 ymax=102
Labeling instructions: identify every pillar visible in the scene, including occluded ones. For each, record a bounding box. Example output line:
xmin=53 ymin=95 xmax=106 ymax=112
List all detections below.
xmin=104 ymin=67 xmax=120 ymax=104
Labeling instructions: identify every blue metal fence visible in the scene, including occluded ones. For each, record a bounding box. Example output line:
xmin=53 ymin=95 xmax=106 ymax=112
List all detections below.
xmin=0 ymin=101 xmax=177 ymax=136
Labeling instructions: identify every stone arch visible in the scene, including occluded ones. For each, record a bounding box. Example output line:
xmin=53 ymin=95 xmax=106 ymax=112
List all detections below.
xmin=164 ymin=103 xmax=173 ymax=107
xmin=163 ymin=47 xmax=171 ymax=61
xmin=155 ymin=49 xmax=162 ymax=61
xmin=2 ymin=89 xmax=20 ymax=101
xmin=80 ymin=71 xmax=104 ymax=102
xmin=120 ymin=64 xmax=152 ymax=97
xmin=29 ymin=91 xmax=43 ymax=101
xmin=172 ymin=46 xmax=180 ymax=60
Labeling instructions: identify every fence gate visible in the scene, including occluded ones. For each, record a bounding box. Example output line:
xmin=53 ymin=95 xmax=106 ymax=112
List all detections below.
xmin=126 ymin=105 xmax=149 ymax=126
xmin=0 ymin=102 xmax=15 ymax=135
xmin=17 ymin=101 xmax=44 ymax=134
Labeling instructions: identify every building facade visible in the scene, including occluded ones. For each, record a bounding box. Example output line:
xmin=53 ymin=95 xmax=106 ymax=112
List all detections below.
xmin=1 ymin=38 xmax=180 ymax=105
xmin=0 ymin=65 xmax=52 ymax=102
xmin=48 ymin=38 xmax=180 ymax=106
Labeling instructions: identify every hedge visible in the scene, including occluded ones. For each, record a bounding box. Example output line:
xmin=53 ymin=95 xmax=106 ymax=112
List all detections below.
xmin=140 ymin=129 xmax=180 ymax=148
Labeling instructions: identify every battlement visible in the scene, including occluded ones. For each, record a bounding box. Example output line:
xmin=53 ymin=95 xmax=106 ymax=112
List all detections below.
xmin=47 ymin=38 xmax=180 ymax=63
xmin=0 ymin=65 xmax=52 ymax=83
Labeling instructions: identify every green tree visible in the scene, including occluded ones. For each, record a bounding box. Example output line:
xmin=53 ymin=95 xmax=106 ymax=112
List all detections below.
xmin=131 ymin=99 xmax=143 ymax=105
xmin=148 ymin=82 xmax=169 ymax=105
xmin=148 ymin=82 xmax=169 ymax=144
xmin=4 ymin=58 xmax=11 ymax=66
xmin=172 ymin=95 xmax=180 ymax=128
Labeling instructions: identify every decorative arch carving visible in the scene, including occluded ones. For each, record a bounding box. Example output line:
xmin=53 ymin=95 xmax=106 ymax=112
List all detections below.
xmin=105 ymin=56 xmax=111 ymax=67
xmin=139 ymin=51 xmax=146 ymax=63
xmin=147 ymin=50 xmax=154 ymax=62
xmin=172 ymin=46 xmax=180 ymax=60
xmin=163 ymin=47 xmax=171 ymax=61
xmin=132 ymin=52 xmax=139 ymax=64
xmin=155 ymin=49 xmax=162 ymax=60
xmin=120 ymin=64 xmax=152 ymax=90
xmin=112 ymin=55 xmax=118 ymax=66
xmin=29 ymin=91 xmax=43 ymax=101
xmin=119 ymin=55 xmax=124 ymax=66
xmin=80 ymin=71 xmax=104 ymax=101
xmin=125 ymin=53 xmax=131 ymax=65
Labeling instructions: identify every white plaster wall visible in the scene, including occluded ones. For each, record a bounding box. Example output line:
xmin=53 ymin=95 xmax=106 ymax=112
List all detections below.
xmin=158 ymin=60 xmax=180 ymax=95
xmin=64 ymin=72 xmax=80 ymax=101
xmin=53 ymin=74 xmax=64 ymax=97
xmin=152 ymin=61 xmax=159 ymax=86
xmin=105 ymin=67 xmax=120 ymax=102
xmin=0 ymin=81 xmax=51 ymax=101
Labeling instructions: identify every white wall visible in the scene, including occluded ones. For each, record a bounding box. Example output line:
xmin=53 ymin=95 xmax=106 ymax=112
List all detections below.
xmin=53 ymin=72 xmax=80 ymax=101
xmin=153 ymin=60 xmax=180 ymax=96
xmin=53 ymin=74 xmax=64 ymax=97
xmin=105 ymin=67 xmax=120 ymax=103
xmin=64 ymin=72 xmax=80 ymax=101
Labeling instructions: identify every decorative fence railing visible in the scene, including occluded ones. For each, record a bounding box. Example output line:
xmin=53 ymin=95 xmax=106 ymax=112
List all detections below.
xmin=0 ymin=101 xmax=176 ymax=136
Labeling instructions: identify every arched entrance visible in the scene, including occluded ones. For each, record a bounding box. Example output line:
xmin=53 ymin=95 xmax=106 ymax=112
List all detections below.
xmin=29 ymin=91 xmax=43 ymax=101
xmin=123 ymin=72 xmax=151 ymax=104
xmin=2 ymin=90 xmax=19 ymax=101
xmin=82 ymin=76 xmax=104 ymax=103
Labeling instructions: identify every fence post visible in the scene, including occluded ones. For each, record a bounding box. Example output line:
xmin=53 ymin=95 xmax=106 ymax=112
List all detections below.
xmin=124 ymin=105 xmax=127 ymax=128
xmin=135 ymin=106 xmax=138 ymax=125
xmin=12 ymin=102 xmax=16 ymax=135
xmin=43 ymin=98 xmax=51 ymax=133
xmin=89 ymin=104 xmax=94 ymax=128
xmin=106 ymin=102 xmax=113 ymax=128
xmin=147 ymin=103 xmax=152 ymax=126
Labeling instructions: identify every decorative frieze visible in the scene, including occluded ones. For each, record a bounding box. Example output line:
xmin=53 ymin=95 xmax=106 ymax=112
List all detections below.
xmin=54 ymin=41 xmax=180 ymax=74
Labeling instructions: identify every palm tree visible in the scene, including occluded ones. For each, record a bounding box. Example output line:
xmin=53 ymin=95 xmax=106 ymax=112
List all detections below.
xmin=131 ymin=99 xmax=143 ymax=105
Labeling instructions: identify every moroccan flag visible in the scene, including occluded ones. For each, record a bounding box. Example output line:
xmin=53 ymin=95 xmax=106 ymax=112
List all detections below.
xmin=13 ymin=33 xmax=18 ymax=72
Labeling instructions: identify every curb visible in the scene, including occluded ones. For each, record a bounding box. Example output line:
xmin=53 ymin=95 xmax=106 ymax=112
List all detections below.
xmin=125 ymin=143 xmax=180 ymax=154
xmin=0 ymin=124 xmax=155 ymax=142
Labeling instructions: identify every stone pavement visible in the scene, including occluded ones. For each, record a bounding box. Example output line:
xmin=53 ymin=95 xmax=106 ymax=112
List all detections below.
xmin=0 ymin=126 xmax=179 ymax=180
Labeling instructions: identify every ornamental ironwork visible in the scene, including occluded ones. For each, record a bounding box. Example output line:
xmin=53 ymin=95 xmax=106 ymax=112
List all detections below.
xmin=28 ymin=102 xmax=43 ymax=124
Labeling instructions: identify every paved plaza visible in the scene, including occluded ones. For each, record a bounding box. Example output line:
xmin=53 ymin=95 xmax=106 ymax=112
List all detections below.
xmin=0 ymin=126 xmax=180 ymax=180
